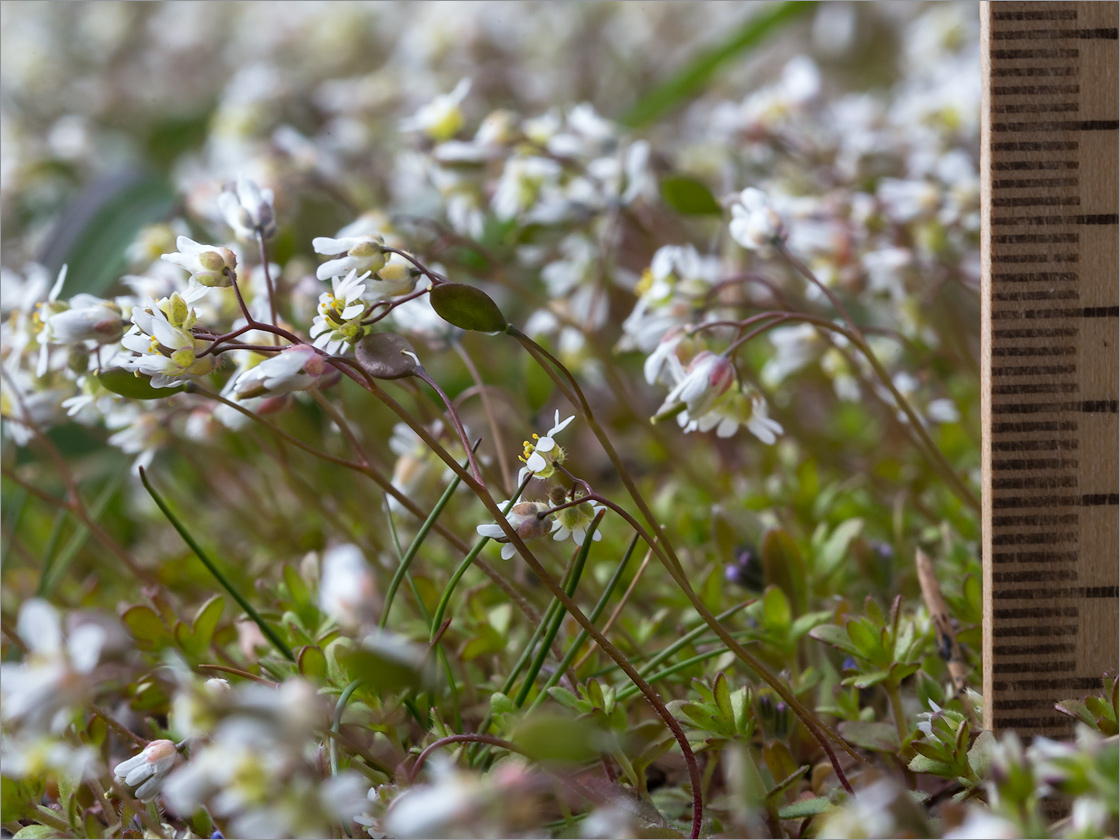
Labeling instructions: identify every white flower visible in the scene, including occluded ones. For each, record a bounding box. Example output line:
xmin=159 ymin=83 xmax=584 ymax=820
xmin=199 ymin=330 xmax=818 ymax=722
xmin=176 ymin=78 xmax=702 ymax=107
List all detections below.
xmin=310 ymin=269 xmax=370 ymax=355
xmin=312 ymin=234 xmax=387 ymax=282
xmin=0 ymin=599 xmax=107 ymax=733
xmin=233 ymin=345 xmax=324 ymax=400
xmin=366 ymin=252 xmax=418 ymax=299
xmin=114 ymin=739 xmax=179 ymax=801
xmin=655 ymin=351 xmax=735 ymax=423
xmin=118 ymin=293 xmax=216 ymax=388
xmin=43 ymin=294 xmax=124 ymax=346
xmin=761 ymin=323 xmax=822 ymax=388
xmin=492 ymin=155 xmax=563 ymax=221
xmin=400 ymin=78 xmax=471 ymax=142
xmin=643 ymin=327 xmax=687 ymax=386
xmin=217 ymin=174 xmax=276 ymax=240
xmin=550 ymin=497 xmax=604 ymax=547
xmin=729 ymin=187 xmax=787 ymax=253
xmin=319 ymin=544 xmax=377 ymax=630
xmin=476 ymin=500 xmax=554 ymax=560
xmin=517 ymin=410 xmax=575 ymax=484
xmin=160 ymin=236 xmax=237 ymax=288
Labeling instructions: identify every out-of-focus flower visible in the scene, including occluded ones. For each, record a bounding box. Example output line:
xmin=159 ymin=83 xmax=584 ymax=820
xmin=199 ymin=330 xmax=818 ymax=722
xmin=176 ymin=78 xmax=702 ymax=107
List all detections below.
xmin=0 ymin=599 xmax=107 ymax=734
xmin=477 ymin=500 xmax=554 ymax=560
xmin=310 ymin=269 xmax=369 ymax=355
xmin=761 ymin=323 xmax=822 ymax=388
xmin=114 ymin=739 xmax=180 ymax=801
xmin=383 ymin=757 xmax=540 ymax=838
xmin=654 ymin=351 xmax=735 ymax=423
xmin=729 ymin=187 xmax=787 ymax=254
xmin=43 ymin=294 xmax=124 ymax=346
xmin=312 ymin=234 xmax=387 ymax=282
xmin=161 ymin=236 xmax=238 ymax=288
xmin=233 ymin=345 xmax=324 ymax=400
xmin=319 ymin=543 xmax=377 ymax=630
xmin=217 ymin=175 xmax=276 ymax=240
xmin=401 ymin=78 xmax=471 ymax=142
xmin=517 ymin=410 xmax=575 ymax=483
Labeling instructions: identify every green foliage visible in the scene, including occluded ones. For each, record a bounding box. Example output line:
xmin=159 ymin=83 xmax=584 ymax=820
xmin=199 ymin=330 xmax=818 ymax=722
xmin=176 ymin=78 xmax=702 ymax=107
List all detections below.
xmin=429 ymin=283 xmax=507 ymax=333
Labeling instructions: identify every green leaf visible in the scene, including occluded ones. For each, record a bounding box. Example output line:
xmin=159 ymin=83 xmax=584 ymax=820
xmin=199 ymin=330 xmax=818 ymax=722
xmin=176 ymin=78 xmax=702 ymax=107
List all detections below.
xmin=428 ymin=283 xmax=507 ymax=332
xmin=809 ymin=624 xmax=861 ymax=658
xmin=355 ymin=332 xmax=421 ymax=380
xmin=659 ymin=175 xmax=722 ymax=216
xmin=97 ymin=367 xmax=183 ymax=400
xmin=762 ymin=585 xmax=792 ymax=629
xmin=298 ymin=645 xmax=328 ymax=682
xmin=1 ymin=776 xmax=41 ymax=822
xmin=121 ymin=605 xmax=169 ymax=650
xmin=13 ymin=826 xmax=58 ymax=839
xmin=713 ymin=673 xmax=734 ymax=721
xmin=39 ymin=171 xmax=177 ymax=297
xmin=842 ymin=669 xmax=892 ymax=689
xmin=760 ymin=527 xmax=807 ymax=614
xmin=620 ymin=2 xmax=814 ymax=128
xmin=815 ymin=518 xmax=864 ymax=580
xmin=908 ymin=754 xmax=956 ymax=776
xmin=511 ymin=712 xmax=604 ymax=765
xmin=837 ymin=719 xmax=899 ymax=753
xmin=547 ymin=686 xmax=583 ymax=713
xmin=778 ymin=797 xmax=833 ymax=819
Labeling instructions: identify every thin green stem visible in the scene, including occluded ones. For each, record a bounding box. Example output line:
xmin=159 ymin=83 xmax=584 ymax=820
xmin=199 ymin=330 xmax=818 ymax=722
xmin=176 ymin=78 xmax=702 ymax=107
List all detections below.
xmin=509 ymin=327 xmax=860 ymax=790
xmin=334 ymin=361 xmax=704 ymax=839
xmin=138 ymin=468 xmax=295 ymax=662
xmin=526 ymin=533 xmax=640 ymax=713
xmin=514 ymin=511 xmax=602 ymax=707
xmin=428 ymin=476 xmax=531 ymax=642
xmin=330 ymin=679 xmax=364 ymax=776
xmin=381 ymin=445 xmax=478 ymax=627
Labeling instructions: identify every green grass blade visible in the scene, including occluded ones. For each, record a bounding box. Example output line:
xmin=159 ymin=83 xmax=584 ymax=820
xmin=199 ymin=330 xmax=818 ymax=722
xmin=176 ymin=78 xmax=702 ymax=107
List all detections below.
xmin=620 ymin=1 xmax=814 ymax=129
xmin=526 ymin=532 xmax=640 ymax=714
xmin=380 ymin=442 xmax=479 ymax=628
xmin=513 ymin=510 xmax=604 ymax=707
xmin=428 ymin=476 xmax=531 ymax=642
xmin=139 ymin=467 xmax=295 ymax=662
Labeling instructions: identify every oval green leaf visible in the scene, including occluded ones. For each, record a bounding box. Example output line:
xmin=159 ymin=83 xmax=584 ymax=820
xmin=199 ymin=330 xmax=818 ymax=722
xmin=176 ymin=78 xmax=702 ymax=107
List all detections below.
xmin=428 ymin=283 xmax=507 ymax=333
xmin=660 ymin=175 xmax=722 ymax=216
xmin=98 ymin=367 xmax=183 ymax=400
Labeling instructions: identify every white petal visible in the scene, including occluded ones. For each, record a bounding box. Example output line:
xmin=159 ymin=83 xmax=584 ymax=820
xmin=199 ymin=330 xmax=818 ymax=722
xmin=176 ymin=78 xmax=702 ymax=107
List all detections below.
xmin=525 ymin=452 xmax=547 ymax=472
xmin=534 ymin=437 xmax=556 ymax=454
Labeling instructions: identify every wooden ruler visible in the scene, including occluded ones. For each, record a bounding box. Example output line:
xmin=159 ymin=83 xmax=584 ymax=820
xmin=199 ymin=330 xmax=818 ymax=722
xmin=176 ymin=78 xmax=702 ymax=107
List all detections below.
xmin=981 ymin=2 xmax=1119 ymax=738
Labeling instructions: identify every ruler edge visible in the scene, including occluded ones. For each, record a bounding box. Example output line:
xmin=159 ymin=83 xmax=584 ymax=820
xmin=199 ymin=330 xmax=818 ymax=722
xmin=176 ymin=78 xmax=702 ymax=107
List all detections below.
xmin=979 ymin=0 xmax=995 ymax=733
xmin=979 ymin=1 xmax=1120 ymax=735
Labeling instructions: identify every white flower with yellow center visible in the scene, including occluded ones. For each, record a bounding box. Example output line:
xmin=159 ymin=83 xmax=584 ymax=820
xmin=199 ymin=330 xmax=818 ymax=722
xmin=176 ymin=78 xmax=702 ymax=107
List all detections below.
xmin=310 ymin=269 xmax=370 ymax=355
xmin=400 ymin=78 xmax=472 ymax=142
xmin=550 ymin=496 xmax=604 ymax=547
xmin=517 ymin=411 xmax=575 ymax=484
xmin=118 ymin=293 xmax=216 ymax=388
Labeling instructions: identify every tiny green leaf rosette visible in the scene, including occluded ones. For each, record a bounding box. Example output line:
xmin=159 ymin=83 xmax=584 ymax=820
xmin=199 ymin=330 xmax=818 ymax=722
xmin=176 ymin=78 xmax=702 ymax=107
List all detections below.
xmin=428 ymin=283 xmax=507 ymax=333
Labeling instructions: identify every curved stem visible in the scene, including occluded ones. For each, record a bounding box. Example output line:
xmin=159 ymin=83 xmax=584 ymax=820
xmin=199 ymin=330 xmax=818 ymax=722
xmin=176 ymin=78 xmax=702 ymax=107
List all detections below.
xmin=330 ymin=679 xmax=364 ymax=776
xmin=509 ymin=327 xmax=860 ymax=790
xmin=336 ymin=363 xmax=705 ymax=838
xmin=408 ymin=734 xmax=525 ymax=784
xmin=453 ymin=340 xmax=513 ymax=493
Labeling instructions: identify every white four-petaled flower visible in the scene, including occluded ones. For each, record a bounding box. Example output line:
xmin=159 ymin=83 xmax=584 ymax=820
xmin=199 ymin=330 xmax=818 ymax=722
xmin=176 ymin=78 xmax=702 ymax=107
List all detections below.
xmin=517 ymin=411 xmax=575 ymax=484
xmin=476 ymin=500 xmax=554 ymax=559
xmin=310 ymin=269 xmax=370 ymax=355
